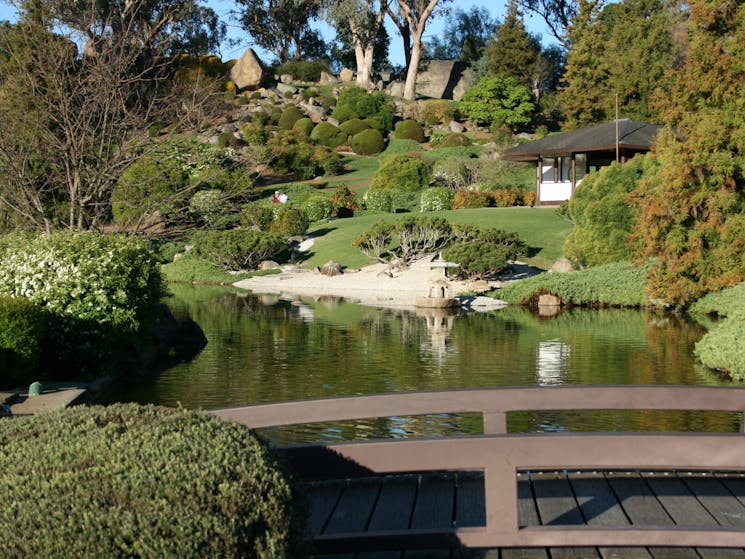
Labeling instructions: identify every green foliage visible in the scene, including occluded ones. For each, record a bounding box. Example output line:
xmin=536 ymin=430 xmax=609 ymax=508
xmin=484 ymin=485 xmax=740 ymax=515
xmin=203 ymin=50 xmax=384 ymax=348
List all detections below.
xmin=270 ymin=207 xmax=310 ymax=236
xmin=351 ymin=128 xmax=386 ymax=155
xmin=459 ymin=77 xmax=535 ymax=130
xmin=330 ymin=184 xmax=359 ymax=218
xmin=242 ymin=121 xmax=269 ymax=145
xmin=451 ymin=190 xmax=492 ymax=209
xmin=0 ymin=296 xmax=46 ymax=388
xmin=241 ymin=205 xmax=274 ymax=231
xmin=395 ymin=216 xmax=452 ymax=263
xmin=310 ymin=121 xmax=346 ymax=147
xmin=564 ymin=156 xmax=650 ymax=267
xmin=217 ymin=131 xmax=242 ymax=148
xmin=393 ymin=120 xmax=425 ymax=143
xmin=333 ymin=86 xmax=394 ymax=130
xmin=418 ymin=100 xmax=456 ymax=126
xmin=113 ymin=136 xmax=248 ymax=228
xmin=388 ymin=189 xmax=421 ymax=213
xmin=431 ymin=132 xmax=472 ymax=148
xmin=274 ymin=59 xmax=329 ymax=81
xmin=339 ymin=118 xmax=370 ymax=137
xmin=370 ymin=154 xmax=431 ymax=192
xmin=365 ymin=189 xmax=393 ymax=213
xmin=161 ymin=255 xmax=262 ymax=284
xmin=302 ymin=195 xmax=333 ymax=222
xmin=690 ymin=282 xmax=745 ymax=379
xmin=0 ymin=404 xmax=303 ymax=558
xmin=193 ymin=230 xmax=289 ymax=270
xmin=267 ymin=131 xmax=342 ymax=180
xmin=189 ymin=189 xmax=231 ymax=226
xmin=278 ymin=105 xmax=305 ymax=130
xmin=380 ymin=138 xmax=426 ymax=156
xmin=352 ymin=220 xmax=395 ymax=262
xmin=444 ymin=225 xmax=527 ymax=279
xmin=420 ymin=187 xmax=454 ymax=212
xmin=0 ymin=232 xmax=164 ymax=378
xmin=498 ymin=261 xmax=649 ymax=307
xmin=292 ymin=117 xmax=315 ymax=137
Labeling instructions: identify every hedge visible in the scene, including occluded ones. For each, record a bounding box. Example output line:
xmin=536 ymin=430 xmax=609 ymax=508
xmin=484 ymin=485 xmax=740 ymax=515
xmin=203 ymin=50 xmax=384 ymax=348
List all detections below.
xmin=0 ymin=295 xmax=46 ymax=388
xmin=0 ymin=404 xmax=304 ymax=558
xmin=193 ymin=229 xmax=289 ymax=270
xmin=369 ymin=154 xmax=430 ymax=192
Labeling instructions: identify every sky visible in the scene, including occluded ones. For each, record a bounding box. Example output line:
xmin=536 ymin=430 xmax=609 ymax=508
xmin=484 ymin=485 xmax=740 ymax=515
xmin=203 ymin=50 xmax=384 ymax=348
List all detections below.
xmin=0 ymin=0 xmax=557 ymax=66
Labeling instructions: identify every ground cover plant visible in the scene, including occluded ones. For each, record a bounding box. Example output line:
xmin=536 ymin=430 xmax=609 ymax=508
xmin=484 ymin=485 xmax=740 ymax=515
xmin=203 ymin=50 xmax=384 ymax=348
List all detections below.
xmin=689 ymin=282 xmax=745 ymax=380
xmin=0 ymin=404 xmax=304 ymax=558
xmin=497 ymin=261 xmax=650 ymax=307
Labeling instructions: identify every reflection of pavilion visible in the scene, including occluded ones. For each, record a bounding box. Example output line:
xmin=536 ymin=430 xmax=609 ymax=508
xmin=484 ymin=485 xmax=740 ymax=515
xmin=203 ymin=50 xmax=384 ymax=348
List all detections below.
xmin=536 ymin=339 xmax=571 ymax=385
xmin=416 ymin=307 xmax=459 ymax=362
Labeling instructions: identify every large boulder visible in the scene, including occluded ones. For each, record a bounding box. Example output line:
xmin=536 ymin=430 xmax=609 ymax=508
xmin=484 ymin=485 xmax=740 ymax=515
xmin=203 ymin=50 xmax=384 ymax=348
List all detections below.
xmin=319 ymin=71 xmax=338 ymax=85
xmin=319 ymin=260 xmax=343 ymax=277
xmin=415 ymin=60 xmax=472 ymax=101
xmin=339 ymin=68 xmax=355 ymax=82
xmin=230 ymin=48 xmax=267 ymax=91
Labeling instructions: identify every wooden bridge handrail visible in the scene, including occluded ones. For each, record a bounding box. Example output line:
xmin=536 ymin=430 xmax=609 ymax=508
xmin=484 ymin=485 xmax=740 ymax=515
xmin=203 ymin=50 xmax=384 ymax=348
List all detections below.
xmin=210 ymin=385 xmax=745 ymax=433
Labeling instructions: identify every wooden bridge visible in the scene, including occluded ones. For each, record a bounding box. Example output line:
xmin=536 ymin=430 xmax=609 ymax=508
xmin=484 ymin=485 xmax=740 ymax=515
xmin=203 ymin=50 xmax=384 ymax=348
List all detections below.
xmin=211 ymin=386 xmax=745 ymax=558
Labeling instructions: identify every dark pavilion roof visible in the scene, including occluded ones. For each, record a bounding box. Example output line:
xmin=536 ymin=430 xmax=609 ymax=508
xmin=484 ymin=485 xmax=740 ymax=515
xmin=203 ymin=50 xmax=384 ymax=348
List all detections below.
xmin=503 ymin=119 xmax=660 ymax=161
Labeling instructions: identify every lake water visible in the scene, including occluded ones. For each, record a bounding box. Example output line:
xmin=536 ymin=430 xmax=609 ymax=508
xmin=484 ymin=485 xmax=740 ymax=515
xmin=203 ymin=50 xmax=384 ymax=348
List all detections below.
xmin=114 ymin=285 xmax=736 ymax=443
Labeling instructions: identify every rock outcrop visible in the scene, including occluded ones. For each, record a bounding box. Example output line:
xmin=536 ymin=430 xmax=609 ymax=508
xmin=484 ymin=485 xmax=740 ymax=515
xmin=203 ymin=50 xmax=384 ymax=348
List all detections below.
xmin=230 ymin=48 xmax=267 ymax=91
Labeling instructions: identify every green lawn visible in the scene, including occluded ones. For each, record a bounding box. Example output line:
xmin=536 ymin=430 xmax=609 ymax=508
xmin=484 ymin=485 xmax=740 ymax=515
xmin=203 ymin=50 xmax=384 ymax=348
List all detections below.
xmin=301 ymin=207 xmax=572 ymax=270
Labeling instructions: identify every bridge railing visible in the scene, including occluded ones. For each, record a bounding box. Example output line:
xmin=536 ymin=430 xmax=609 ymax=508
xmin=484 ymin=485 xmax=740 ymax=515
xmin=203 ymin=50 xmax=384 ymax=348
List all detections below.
xmin=210 ymin=385 xmax=745 ymax=551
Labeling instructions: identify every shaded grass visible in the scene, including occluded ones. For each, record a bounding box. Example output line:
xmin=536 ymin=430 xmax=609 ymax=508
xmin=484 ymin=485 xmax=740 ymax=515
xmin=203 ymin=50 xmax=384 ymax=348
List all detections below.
xmin=301 ymin=207 xmax=572 ymax=270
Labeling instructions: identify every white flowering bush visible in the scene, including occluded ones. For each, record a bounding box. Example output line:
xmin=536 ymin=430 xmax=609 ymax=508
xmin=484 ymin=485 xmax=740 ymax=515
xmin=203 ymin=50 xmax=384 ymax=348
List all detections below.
xmin=0 ymin=232 xmax=165 ymax=377
xmin=420 ymin=187 xmax=454 ymax=212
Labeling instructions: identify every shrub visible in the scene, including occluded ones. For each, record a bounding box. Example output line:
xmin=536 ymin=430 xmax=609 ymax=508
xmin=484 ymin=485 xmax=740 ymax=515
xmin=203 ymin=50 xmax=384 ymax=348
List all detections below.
xmin=437 ymin=132 xmax=472 ymax=148
xmin=498 ymin=261 xmax=650 ymax=307
xmin=353 ymin=220 xmax=395 ymax=262
xmin=365 ymin=189 xmax=393 ymax=213
xmin=0 ymin=404 xmax=303 ymax=558
xmin=189 ymin=189 xmax=231 ymax=226
xmin=523 ymin=191 xmax=536 ymax=207
xmin=242 ymin=121 xmax=269 ymax=145
xmin=267 ymin=132 xmax=342 ymax=180
xmin=218 ymin=131 xmax=242 ymax=148
xmin=0 ymin=232 xmax=164 ymax=378
xmin=388 ymin=189 xmax=421 ymax=213
xmin=491 ymin=188 xmax=523 ymax=208
xmin=310 ymin=121 xmax=346 ymax=148
xmin=278 ymin=106 xmax=304 ymax=130
xmin=330 ymin=184 xmax=359 ymax=218
xmin=334 ymin=86 xmax=394 ymax=130
xmin=420 ymin=187 xmax=454 ymax=212
xmin=451 ymin=190 xmax=492 ymax=209
xmin=564 ymin=155 xmax=651 ymax=267
xmin=292 ymin=117 xmax=314 ymax=137
xmin=330 ymin=103 xmax=359 ymax=123
xmin=351 ymin=128 xmax=386 ymax=155
xmin=381 ymin=138 xmax=426 ymax=156
xmin=193 ymin=229 xmax=289 ymax=270
xmin=339 ymin=118 xmax=370 ymax=137
xmin=395 ymin=216 xmax=452 ymax=263
xmin=0 ymin=296 xmax=46 ymax=388
xmin=274 ymin=59 xmax=329 ymax=81
xmin=370 ymin=154 xmax=431 ymax=192
xmin=363 ymin=117 xmax=382 ymax=130
xmin=241 ymin=205 xmax=274 ymax=231
xmin=459 ymin=76 xmax=535 ymax=130
xmin=443 ymin=242 xmax=511 ymax=279
xmin=302 ymin=196 xmax=333 ymax=221
xmin=270 ymin=207 xmax=310 ymax=236
xmin=418 ymin=99 xmax=456 ymax=126
xmin=393 ymin=119 xmax=425 ymax=143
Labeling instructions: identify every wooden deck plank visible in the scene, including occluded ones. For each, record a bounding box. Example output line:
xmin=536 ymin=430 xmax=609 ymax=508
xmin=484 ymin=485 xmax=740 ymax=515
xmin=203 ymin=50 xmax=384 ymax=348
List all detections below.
xmin=306 ymin=481 xmax=346 ymax=537
xmin=531 ymin=472 xmax=600 ymax=559
xmin=604 ymin=472 xmax=698 ymax=559
xmin=641 ymin=472 xmax=718 ymax=527
xmin=683 ymin=475 xmax=745 ymax=528
xmin=455 ymin=473 xmax=486 ymax=528
xmin=403 ymin=474 xmax=456 ymax=559
xmin=323 ymin=478 xmax=381 ymax=534
xmin=568 ymin=472 xmax=652 ymax=559
xmin=357 ymin=476 xmax=420 ymax=559
xmin=503 ymin=473 xmax=549 ymax=559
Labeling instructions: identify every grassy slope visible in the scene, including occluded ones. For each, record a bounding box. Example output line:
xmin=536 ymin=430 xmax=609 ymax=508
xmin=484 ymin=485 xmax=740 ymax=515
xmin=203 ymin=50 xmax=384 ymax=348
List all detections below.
xmin=301 ymin=207 xmax=572 ymax=270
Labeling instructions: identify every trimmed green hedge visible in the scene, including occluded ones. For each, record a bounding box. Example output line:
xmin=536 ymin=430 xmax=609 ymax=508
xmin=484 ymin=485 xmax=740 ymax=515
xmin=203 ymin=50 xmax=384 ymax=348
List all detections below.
xmin=0 ymin=295 xmax=46 ymax=387
xmin=0 ymin=404 xmax=304 ymax=558
xmin=193 ymin=230 xmax=289 ymax=270
xmin=689 ymin=282 xmax=745 ymax=379
xmin=498 ymin=261 xmax=650 ymax=307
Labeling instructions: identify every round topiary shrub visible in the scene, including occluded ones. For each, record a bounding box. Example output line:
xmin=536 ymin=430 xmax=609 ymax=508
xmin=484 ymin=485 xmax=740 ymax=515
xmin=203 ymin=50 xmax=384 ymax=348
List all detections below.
xmin=331 ymin=103 xmax=359 ymax=123
xmin=241 ymin=204 xmax=274 ymax=231
xmin=270 ymin=207 xmax=310 ymax=236
xmin=439 ymin=132 xmax=472 ymax=148
xmin=278 ymin=106 xmax=304 ymax=130
xmin=393 ymin=119 xmax=425 ymax=143
xmin=365 ymin=189 xmax=393 ymax=212
xmin=339 ymin=118 xmax=370 ymax=137
xmin=310 ymin=122 xmax=345 ymax=148
xmin=420 ymin=187 xmax=455 ymax=212
xmin=370 ymin=154 xmax=431 ymax=192
xmin=302 ymin=196 xmax=333 ymax=222
xmin=292 ymin=117 xmax=315 ymax=137
xmin=0 ymin=404 xmax=304 ymax=558
xmin=363 ymin=118 xmax=382 ymax=130
xmin=351 ymin=128 xmax=386 ymax=155
xmin=193 ymin=229 xmax=289 ymax=270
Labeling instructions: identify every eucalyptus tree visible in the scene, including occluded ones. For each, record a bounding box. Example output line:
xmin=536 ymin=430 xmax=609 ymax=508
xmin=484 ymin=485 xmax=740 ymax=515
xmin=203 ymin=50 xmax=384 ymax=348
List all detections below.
xmin=324 ymin=0 xmax=388 ymax=85
xmin=425 ymin=5 xmax=496 ymax=62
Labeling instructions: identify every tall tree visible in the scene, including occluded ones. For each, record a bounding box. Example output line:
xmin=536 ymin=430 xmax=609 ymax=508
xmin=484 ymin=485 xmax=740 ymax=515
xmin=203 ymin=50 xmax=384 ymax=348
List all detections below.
xmin=324 ymin=0 xmax=388 ymax=85
xmin=425 ymin=6 xmax=496 ymax=63
xmin=234 ymin=0 xmax=326 ymax=62
xmin=392 ymin=0 xmax=448 ymax=101
xmin=517 ymin=0 xmax=577 ymax=48
xmin=629 ymin=0 xmax=745 ymax=307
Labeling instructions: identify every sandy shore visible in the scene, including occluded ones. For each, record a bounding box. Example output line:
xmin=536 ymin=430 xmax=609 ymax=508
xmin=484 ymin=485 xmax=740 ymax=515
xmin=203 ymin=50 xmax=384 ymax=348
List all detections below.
xmin=233 ymin=256 xmax=532 ymax=311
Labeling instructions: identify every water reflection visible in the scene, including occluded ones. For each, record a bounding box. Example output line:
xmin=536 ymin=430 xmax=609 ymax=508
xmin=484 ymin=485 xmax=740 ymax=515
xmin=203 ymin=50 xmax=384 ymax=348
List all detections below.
xmin=112 ymin=286 xmax=735 ymax=443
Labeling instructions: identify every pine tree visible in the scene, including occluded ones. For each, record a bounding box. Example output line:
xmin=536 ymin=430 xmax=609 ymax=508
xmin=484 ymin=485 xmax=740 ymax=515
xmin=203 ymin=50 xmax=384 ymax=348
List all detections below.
xmin=484 ymin=0 xmax=541 ymax=89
